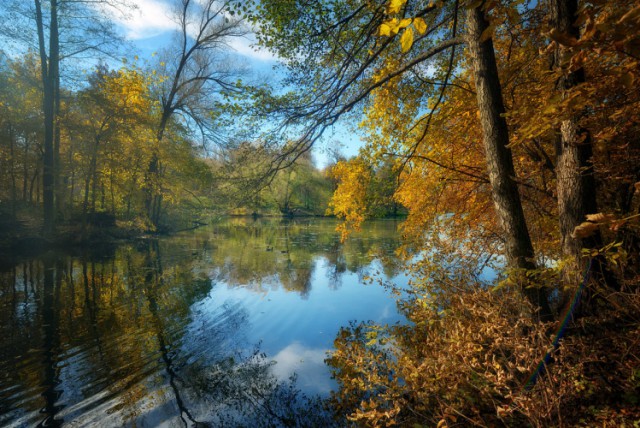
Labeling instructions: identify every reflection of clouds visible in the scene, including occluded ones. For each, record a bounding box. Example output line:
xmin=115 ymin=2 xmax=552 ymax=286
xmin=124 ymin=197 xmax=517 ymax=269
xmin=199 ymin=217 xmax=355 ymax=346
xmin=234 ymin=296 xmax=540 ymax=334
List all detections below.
xmin=380 ymin=304 xmax=392 ymax=320
xmin=272 ymin=343 xmax=333 ymax=395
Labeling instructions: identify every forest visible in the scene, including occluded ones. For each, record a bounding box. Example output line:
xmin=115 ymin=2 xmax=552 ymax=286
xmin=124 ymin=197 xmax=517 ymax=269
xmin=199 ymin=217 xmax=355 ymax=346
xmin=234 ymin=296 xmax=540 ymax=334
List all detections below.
xmin=1 ymin=0 xmax=639 ymax=426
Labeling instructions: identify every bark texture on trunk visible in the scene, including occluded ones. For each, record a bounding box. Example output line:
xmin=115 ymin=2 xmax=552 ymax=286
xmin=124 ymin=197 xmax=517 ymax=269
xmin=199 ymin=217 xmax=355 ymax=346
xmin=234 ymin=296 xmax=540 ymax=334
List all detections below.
xmin=466 ymin=3 xmax=552 ymax=320
xmin=552 ymin=0 xmax=616 ymax=297
xmin=145 ymin=114 xmax=169 ymax=229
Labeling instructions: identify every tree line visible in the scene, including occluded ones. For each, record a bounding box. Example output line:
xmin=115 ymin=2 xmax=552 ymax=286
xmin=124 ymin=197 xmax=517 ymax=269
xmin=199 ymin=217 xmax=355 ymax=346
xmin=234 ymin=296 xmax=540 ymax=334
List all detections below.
xmin=0 ymin=0 xmax=404 ymax=241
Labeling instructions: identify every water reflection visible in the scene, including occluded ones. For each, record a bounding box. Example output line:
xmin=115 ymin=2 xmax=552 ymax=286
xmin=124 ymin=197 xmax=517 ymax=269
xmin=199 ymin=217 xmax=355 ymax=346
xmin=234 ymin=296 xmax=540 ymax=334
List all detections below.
xmin=0 ymin=218 xmax=405 ymax=426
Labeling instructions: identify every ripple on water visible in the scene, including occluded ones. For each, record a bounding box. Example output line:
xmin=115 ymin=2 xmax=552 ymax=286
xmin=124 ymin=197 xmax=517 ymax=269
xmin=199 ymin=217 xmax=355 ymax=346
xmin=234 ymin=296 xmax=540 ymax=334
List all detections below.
xmin=1 ymin=219 xmax=404 ymax=427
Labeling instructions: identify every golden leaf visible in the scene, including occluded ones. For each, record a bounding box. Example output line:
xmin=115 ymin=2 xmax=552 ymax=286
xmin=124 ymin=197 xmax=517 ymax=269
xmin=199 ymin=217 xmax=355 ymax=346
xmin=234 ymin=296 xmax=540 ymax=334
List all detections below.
xmin=414 ymin=17 xmax=427 ymax=34
xmin=380 ymin=23 xmax=392 ymax=37
xmin=387 ymin=0 xmax=407 ymax=14
xmin=585 ymin=213 xmax=616 ymax=223
xmin=398 ymin=18 xmax=412 ymax=29
xmin=400 ymin=27 xmax=414 ymax=53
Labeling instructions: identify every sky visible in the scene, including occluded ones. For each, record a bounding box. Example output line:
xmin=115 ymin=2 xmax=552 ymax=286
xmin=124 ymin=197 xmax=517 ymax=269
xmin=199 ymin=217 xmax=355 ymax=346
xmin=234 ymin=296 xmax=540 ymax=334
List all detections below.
xmin=110 ymin=0 xmax=363 ymax=168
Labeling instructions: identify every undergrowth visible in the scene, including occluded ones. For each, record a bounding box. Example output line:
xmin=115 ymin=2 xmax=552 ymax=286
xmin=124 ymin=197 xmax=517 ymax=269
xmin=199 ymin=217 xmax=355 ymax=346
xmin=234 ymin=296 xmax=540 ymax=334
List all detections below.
xmin=327 ymin=280 xmax=640 ymax=427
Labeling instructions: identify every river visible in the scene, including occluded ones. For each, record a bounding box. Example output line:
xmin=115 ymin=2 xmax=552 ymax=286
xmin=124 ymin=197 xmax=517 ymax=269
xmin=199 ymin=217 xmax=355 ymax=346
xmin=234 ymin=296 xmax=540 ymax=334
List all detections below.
xmin=0 ymin=217 xmax=408 ymax=427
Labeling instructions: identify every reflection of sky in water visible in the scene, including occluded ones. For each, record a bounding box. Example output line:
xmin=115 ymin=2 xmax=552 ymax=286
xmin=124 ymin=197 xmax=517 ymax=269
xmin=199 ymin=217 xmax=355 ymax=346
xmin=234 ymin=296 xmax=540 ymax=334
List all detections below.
xmin=0 ymin=219 xmax=408 ymax=426
xmin=196 ymin=256 xmax=407 ymax=396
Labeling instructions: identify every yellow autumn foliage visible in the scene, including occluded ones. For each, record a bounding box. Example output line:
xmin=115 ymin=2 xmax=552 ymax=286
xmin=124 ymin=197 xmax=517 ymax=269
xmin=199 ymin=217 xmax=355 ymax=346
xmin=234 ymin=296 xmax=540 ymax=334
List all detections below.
xmin=325 ymin=0 xmax=640 ymax=426
xmin=327 ymin=158 xmax=372 ymax=241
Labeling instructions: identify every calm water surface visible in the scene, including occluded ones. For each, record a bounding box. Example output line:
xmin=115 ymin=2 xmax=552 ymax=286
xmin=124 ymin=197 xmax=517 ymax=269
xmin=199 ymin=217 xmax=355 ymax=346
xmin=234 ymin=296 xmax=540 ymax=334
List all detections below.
xmin=0 ymin=218 xmax=407 ymax=427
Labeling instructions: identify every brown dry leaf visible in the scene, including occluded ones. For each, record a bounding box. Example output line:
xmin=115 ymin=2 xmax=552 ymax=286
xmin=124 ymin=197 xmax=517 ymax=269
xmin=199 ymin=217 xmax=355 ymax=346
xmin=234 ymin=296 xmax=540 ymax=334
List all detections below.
xmin=585 ymin=212 xmax=616 ymax=223
xmin=620 ymin=72 xmax=635 ymax=88
xmin=548 ymin=28 xmax=579 ymax=47
xmin=617 ymin=5 xmax=640 ymax=25
xmin=572 ymin=221 xmax=600 ymax=238
xmin=610 ymin=221 xmax=624 ymax=232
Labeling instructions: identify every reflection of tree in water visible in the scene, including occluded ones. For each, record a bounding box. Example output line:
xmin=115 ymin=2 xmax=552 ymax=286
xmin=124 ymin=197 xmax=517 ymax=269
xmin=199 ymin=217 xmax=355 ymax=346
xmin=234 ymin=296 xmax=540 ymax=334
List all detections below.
xmin=203 ymin=218 xmax=402 ymax=295
xmin=141 ymin=240 xmax=336 ymax=426
xmin=0 ymin=219 xmax=399 ymax=426
xmin=0 ymin=245 xmax=336 ymax=426
xmin=39 ymin=257 xmax=63 ymax=427
xmin=0 ymin=257 xmax=67 ymax=427
xmin=181 ymin=349 xmax=337 ymax=427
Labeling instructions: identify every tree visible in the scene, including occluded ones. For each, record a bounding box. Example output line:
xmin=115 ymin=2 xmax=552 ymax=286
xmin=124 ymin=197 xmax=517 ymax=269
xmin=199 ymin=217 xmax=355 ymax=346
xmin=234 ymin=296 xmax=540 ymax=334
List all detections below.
xmin=244 ymin=0 xmax=552 ymax=317
xmin=145 ymin=0 xmax=248 ymax=228
xmin=266 ymin=150 xmax=331 ymax=216
xmin=327 ymin=154 xmax=403 ymax=240
xmin=71 ymin=66 xmax=156 ymax=222
xmin=550 ymin=0 xmax=618 ymax=301
xmin=1 ymin=0 xmax=133 ymax=234
xmin=0 ymin=54 xmax=41 ymax=212
xmin=465 ymin=2 xmax=551 ymax=319
xmin=59 ymin=63 xmax=217 ymax=231
xmin=33 ymin=0 xmax=59 ymax=235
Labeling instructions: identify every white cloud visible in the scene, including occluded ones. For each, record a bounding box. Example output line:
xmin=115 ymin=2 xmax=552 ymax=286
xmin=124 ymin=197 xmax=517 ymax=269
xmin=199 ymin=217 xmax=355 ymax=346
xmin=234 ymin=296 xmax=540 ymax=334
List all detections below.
xmin=98 ymin=0 xmax=277 ymax=62
xmin=227 ymin=35 xmax=278 ymax=62
xmin=109 ymin=0 xmax=177 ymax=40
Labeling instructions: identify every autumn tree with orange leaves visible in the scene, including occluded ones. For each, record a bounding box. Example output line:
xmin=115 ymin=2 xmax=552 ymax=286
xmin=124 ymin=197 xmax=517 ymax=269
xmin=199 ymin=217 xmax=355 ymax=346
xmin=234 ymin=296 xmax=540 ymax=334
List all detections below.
xmin=244 ymin=0 xmax=640 ymax=425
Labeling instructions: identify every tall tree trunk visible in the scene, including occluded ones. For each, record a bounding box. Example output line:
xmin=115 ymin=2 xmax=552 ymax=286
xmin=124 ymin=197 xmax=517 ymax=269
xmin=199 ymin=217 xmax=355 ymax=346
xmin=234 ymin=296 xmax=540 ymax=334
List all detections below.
xmin=9 ymin=123 xmax=18 ymax=217
xmin=30 ymin=168 xmax=39 ymax=204
xmin=110 ymin=171 xmax=116 ymax=215
xmin=68 ymin=137 xmax=75 ymax=212
xmin=91 ymin=163 xmax=98 ymax=215
xmin=551 ymin=0 xmax=617 ymax=304
xmin=23 ymin=138 xmax=29 ymax=202
xmin=54 ymin=71 xmax=62 ymax=219
xmin=146 ymin=112 xmax=171 ymax=229
xmin=83 ymin=168 xmax=92 ymax=219
xmin=145 ymin=154 xmax=160 ymax=228
xmin=35 ymin=0 xmax=60 ymax=236
xmin=100 ymin=179 xmax=105 ymax=211
xmin=50 ymin=1 xmax=60 ymax=225
xmin=466 ymin=3 xmax=552 ymax=321
xmin=83 ymin=138 xmax=99 ymax=231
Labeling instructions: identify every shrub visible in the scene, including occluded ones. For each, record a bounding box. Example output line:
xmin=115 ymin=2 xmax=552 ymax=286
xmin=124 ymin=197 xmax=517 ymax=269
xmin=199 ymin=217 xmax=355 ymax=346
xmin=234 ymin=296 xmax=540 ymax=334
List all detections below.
xmin=328 ymin=286 xmax=640 ymax=427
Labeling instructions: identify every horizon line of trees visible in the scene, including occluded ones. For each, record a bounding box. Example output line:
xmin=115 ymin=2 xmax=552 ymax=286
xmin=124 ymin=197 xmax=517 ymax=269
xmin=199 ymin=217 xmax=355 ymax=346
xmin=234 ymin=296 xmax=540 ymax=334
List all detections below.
xmin=0 ymin=57 xmax=403 ymax=237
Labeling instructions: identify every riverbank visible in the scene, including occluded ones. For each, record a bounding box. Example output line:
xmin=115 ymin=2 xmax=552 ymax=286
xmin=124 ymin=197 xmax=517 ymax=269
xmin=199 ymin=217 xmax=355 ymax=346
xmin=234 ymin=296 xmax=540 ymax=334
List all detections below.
xmin=0 ymin=209 xmax=160 ymax=264
xmin=0 ymin=210 xmax=405 ymax=266
xmin=328 ymin=273 xmax=640 ymax=427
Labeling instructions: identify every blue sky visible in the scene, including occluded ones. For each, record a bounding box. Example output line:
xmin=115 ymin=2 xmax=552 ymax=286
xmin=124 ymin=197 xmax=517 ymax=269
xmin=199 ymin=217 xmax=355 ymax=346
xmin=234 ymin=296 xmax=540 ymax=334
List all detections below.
xmin=109 ymin=0 xmax=363 ymax=168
